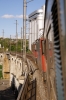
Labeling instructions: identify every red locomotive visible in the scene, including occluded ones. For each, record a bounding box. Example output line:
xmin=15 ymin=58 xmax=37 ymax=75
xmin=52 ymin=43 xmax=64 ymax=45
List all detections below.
xmin=31 ymin=36 xmax=47 ymax=82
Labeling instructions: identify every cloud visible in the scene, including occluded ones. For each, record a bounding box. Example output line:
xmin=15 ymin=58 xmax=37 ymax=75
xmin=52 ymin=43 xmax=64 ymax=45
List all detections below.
xmin=16 ymin=15 xmax=28 ymax=19
xmin=16 ymin=15 xmax=23 ymax=18
xmin=2 ymin=14 xmax=15 ymax=18
xmin=1 ymin=14 xmax=28 ymax=19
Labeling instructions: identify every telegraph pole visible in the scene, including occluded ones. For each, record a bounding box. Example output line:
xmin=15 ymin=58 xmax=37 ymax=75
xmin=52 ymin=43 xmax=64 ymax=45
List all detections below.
xmin=21 ymin=27 xmax=23 ymax=74
xmin=15 ymin=20 xmax=18 ymax=56
xmin=2 ymin=29 xmax=4 ymax=53
xmin=23 ymin=0 xmax=27 ymax=62
xmin=21 ymin=27 xmax=22 ymax=55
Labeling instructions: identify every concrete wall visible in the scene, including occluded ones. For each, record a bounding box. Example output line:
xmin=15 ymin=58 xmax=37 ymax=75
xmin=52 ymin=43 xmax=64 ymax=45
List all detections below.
xmin=0 ymin=53 xmax=3 ymax=65
xmin=0 ymin=53 xmax=28 ymax=90
xmin=10 ymin=56 xmax=22 ymax=89
xmin=10 ymin=55 xmax=28 ymax=90
xmin=3 ymin=54 xmax=10 ymax=79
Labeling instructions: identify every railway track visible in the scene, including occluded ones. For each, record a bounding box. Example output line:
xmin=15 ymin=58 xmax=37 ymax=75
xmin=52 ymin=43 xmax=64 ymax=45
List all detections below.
xmin=27 ymin=55 xmax=57 ymax=100
xmin=7 ymin=52 xmax=56 ymax=100
xmin=10 ymin=52 xmax=48 ymax=98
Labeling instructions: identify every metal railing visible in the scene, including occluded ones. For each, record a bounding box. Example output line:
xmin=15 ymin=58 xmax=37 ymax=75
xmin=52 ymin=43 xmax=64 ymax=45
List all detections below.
xmin=17 ymin=74 xmax=36 ymax=100
xmin=17 ymin=74 xmax=29 ymax=100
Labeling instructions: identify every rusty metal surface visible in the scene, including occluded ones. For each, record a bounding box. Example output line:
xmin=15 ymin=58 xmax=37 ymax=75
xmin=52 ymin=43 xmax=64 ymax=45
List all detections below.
xmin=44 ymin=0 xmax=66 ymax=100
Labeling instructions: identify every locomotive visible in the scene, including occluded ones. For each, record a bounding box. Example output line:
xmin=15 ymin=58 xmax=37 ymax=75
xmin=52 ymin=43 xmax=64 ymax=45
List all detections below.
xmin=31 ymin=36 xmax=47 ymax=81
xmin=31 ymin=0 xmax=66 ymax=100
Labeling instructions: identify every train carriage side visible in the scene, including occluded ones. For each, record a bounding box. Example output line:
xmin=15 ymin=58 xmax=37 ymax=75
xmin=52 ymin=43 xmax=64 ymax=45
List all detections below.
xmin=40 ymin=38 xmax=47 ymax=81
xmin=31 ymin=37 xmax=47 ymax=82
xmin=44 ymin=0 xmax=66 ymax=100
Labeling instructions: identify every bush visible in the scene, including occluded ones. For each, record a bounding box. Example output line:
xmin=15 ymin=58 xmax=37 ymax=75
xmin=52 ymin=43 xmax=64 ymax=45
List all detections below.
xmin=0 ymin=65 xmax=2 ymax=69
xmin=0 ymin=71 xmax=3 ymax=78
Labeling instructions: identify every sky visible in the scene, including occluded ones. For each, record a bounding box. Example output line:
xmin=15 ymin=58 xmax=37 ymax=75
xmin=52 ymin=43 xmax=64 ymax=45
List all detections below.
xmin=0 ymin=0 xmax=45 ymax=38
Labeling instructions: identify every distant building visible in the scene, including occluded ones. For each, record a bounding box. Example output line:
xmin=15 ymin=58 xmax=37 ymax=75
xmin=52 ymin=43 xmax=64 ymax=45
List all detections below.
xmin=28 ymin=5 xmax=45 ymax=50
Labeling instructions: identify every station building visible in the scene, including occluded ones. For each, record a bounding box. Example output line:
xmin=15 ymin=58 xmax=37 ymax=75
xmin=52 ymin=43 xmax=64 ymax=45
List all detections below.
xmin=28 ymin=5 xmax=45 ymax=50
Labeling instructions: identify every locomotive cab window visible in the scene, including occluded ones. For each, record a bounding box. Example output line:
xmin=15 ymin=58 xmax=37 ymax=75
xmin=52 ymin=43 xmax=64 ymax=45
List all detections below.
xmin=41 ymin=40 xmax=45 ymax=54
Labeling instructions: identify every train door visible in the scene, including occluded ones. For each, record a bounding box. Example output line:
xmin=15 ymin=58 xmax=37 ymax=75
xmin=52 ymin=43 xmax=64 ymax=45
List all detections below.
xmin=44 ymin=0 xmax=66 ymax=100
xmin=51 ymin=0 xmax=65 ymax=100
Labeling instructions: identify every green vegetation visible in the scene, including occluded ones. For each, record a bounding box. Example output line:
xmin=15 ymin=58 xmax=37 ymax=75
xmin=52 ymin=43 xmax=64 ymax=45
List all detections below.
xmin=0 ymin=38 xmax=29 ymax=53
xmin=0 ymin=65 xmax=2 ymax=69
xmin=0 ymin=71 xmax=3 ymax=78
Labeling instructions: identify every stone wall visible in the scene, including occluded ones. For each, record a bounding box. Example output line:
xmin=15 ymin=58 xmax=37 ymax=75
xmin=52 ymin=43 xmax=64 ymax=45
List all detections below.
xmin=3 ymin=54 xmax=10 ymax=79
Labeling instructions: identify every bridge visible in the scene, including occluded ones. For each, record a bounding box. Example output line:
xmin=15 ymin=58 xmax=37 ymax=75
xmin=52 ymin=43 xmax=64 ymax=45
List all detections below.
xmin=0 ymin=53 xmax=46 ymax=100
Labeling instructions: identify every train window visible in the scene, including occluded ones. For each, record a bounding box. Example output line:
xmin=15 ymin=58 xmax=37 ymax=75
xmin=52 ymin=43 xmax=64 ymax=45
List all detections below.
xmin=42 ymin=40 xmax=44 ymax=54
xmin=47 ymin=20 xmax=54 ymax=58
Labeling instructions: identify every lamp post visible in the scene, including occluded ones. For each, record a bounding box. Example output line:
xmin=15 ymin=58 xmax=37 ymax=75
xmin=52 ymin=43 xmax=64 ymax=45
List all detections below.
xmin=21 ymin=27 xmax=22 ymax=55
xmin=23 ymin=0 xmax=27 ymax=62
xmin=22 ymin=0 xmax=34 ymax=76
xmin=14 ymin=20 xmax=18 ymax=57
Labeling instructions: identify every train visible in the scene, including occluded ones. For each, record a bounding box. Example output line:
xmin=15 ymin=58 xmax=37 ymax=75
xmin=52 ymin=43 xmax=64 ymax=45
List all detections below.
xmin=31 ymin=0 xmax=66 ymax=100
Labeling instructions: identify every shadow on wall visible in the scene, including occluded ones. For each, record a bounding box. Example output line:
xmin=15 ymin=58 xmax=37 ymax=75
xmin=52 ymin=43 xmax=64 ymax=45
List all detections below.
xmin=11 ymin=76 xmax=22 ymax=99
